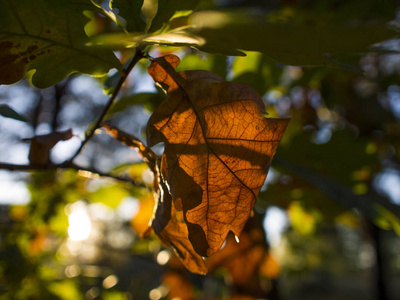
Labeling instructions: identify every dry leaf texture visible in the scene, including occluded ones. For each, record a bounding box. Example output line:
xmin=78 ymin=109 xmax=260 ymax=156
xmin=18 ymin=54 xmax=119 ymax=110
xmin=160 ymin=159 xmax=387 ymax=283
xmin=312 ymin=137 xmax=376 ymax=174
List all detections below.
xmin=147 ymin=54 xmax=289 ymax=260
xmin=153 ymin=176 xmax=208 ymax=274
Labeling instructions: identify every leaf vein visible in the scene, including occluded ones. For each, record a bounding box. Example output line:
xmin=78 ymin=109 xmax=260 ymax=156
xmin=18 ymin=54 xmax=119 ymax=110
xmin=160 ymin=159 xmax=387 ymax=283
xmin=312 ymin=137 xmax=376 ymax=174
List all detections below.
xmin=6 ymin=0 xmax=28 ymax=34
xmin=0 ymin=32 xmax=115 ymax=65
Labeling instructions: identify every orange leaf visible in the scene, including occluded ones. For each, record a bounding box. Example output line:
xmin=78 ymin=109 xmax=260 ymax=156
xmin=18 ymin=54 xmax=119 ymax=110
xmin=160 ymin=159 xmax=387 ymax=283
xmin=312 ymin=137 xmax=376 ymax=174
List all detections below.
xmin=152 ymin=176 xmax=208 ymax=274
xmin=162 ymin=271 xmax=195 ymax=300
xmin=208 ymin=230 xmax=265 ymax=286
xmin=206 ymin=217 xmax=271 ymax=290
xmin=147 ymin=54 xmax=289 ymax=262
xmin=130 ymin=194 xmax=155 ymax=234
xmin=259 ymin=253 xmax=281 ymax=279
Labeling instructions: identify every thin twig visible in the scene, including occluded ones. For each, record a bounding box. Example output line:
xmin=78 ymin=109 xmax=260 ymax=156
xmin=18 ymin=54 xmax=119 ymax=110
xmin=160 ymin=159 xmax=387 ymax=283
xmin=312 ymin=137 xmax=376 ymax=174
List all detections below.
xmin=102 ymin=124 xmax=158 ymax=167
xmin=68 ymin=45 xmax=146 ymax=163
xmin=52 ymin=77 xmax=71 ymax=130
xmin=0 ymin=162 xmax=145 ymax=186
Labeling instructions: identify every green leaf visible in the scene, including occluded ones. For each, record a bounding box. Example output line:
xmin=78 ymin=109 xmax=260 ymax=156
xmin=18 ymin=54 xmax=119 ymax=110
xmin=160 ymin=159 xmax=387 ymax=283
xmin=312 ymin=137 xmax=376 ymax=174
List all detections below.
xmin=258 ymin=128 xmax=388 ymax=223
xmin=93 ymin=9 xmax=397 ymax=66
xmin=91 ymin=0 xmax=128 ymax=29
xmin=88 ymin=185 xmax=130 ymax=208
xmin=105 ymin=91 xmax=164 ymax=117
xmin=101 ymin=290 xmax=127 ymax=300
xmin=101 ymin=69 xmax=122 ymax=95
xmin=91 ymin=0 xmax=145 ymax=31
xmin=177 ymin=53 xmax=228 ymax=79
xmin=48 ymin=279 xmax=84 ymax=300
xmin=279 ymin=130 xmax=380 ymax=182
xmin=0 ymin=0 xmax=121 ymax=88
xmin=148 ymin=0 xmax=200 ymax=32
xmin=288 ymin=201 xmax=321 ymax=236
xmin=184 ymin=10 xmax=398 ymax=65
xmin=111 ymin=161 xmax=149 ymax=178
xmin=0 ymin=104 xmax=29 ymax=122
xmin=90 ymin=30 xmax=204 ymax=49
xmin=375 ymin=205 xmax=400 ymax=236
xmin=112 ymin=0 xmax=146 ymax=32
xmin=231 ymin=52 xmax=282 ymax=95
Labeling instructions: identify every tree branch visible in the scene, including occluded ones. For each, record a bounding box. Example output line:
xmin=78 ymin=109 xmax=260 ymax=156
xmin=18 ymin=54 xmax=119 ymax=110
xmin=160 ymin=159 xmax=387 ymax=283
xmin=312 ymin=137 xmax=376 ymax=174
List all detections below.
xmin=0 ymin=162 xmax=145 ymax=186
xmin=102 ymin=124 xmax=158 ymax=168
xmin=68 ymin=45 xmax=146 ymax=163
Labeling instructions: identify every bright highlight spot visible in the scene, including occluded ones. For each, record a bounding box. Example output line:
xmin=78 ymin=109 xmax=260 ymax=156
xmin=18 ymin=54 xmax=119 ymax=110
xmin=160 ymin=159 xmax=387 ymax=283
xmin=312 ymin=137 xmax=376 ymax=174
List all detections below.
xmin=149 ymin=285 xmax=168 ymax=300
xmin=375 ymin=169 xmax=400 ymax=205
xmin=234 ymin=234 xmax=240 ymax=243
xmin=117 ymin=197 xmax=140 ymax=220
xmin=149 ymin=289 xmax=162 ymax=300
xmin=264 ymin=206 xmax=289 ymax=247
xmin=142 ymin=168 xmax=155 ymax=185
xmin=0 ymin=176 xmax=30 ymax=205
xmin=65 ymin=265 xmax=81 ymax=278
xmin=85 ymin=287 xmax=100 ymax=299
xmin=156 ymin=250 xmax=171 ymax=265
xmin=103 ymin=275 xmax=118 ymax=289
xmin=68 ymin=210 xmax=91 ymax=241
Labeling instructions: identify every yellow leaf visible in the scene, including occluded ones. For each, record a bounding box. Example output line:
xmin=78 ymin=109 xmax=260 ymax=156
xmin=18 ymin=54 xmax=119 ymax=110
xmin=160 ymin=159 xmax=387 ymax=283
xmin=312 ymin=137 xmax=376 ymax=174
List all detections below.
xmin=288 ymin=201 xmax=318 ymax=236
xmin=130 ymin=194 xmax=155 ymax=235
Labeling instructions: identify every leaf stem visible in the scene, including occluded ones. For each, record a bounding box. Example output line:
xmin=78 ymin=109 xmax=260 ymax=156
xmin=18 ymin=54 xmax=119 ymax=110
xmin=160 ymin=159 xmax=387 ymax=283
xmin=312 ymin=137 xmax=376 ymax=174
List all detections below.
xmin=68 ymin=45 xmax=146 ymax=163
xmin=101 ymin=124 xmax=160 ymax=191
xmin=102 ymin=124 xmax=158 ymax=168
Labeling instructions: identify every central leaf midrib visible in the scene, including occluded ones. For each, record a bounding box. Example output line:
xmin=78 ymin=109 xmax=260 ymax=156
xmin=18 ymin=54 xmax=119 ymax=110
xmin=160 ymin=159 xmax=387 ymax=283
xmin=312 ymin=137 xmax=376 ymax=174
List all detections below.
xmin=157 ymin=57 xmax=259 ymax=249
xmin=181 ymin=86 xmax=258 ymax=220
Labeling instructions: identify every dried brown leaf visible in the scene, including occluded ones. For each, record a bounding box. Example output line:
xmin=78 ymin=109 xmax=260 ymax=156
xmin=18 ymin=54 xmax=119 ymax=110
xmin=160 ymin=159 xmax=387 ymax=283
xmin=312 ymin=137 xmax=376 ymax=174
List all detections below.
xmin=147 ymin=54 xmax=289 ymax=266
xmin=153 ymin=174 xmax=208 ymax=274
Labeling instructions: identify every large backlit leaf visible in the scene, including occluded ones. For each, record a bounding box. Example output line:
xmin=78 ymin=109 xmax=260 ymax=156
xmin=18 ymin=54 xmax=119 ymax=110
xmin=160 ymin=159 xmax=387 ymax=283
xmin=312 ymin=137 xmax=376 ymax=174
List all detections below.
xmin=91 ymin=9 xmax=397 ymax=67
xmin=0 ymin=0 xmax=121 ymax=88
xmin=147 ymin=54 xmax=289 ymax=258
xmin=184 ymin=11 xmax=398 ymax=65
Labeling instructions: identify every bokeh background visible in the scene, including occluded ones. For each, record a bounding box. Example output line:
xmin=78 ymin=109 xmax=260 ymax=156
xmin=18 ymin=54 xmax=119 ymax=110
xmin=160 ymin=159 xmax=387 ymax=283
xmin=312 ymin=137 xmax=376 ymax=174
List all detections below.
xmin=1 ymin=0 xmax=400 ymax=299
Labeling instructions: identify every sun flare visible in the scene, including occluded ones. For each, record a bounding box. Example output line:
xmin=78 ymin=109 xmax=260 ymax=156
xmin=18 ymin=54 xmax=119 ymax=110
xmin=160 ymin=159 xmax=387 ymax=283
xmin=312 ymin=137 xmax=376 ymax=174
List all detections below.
xmin=68 ymin=210 xmax=91 ymax=241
